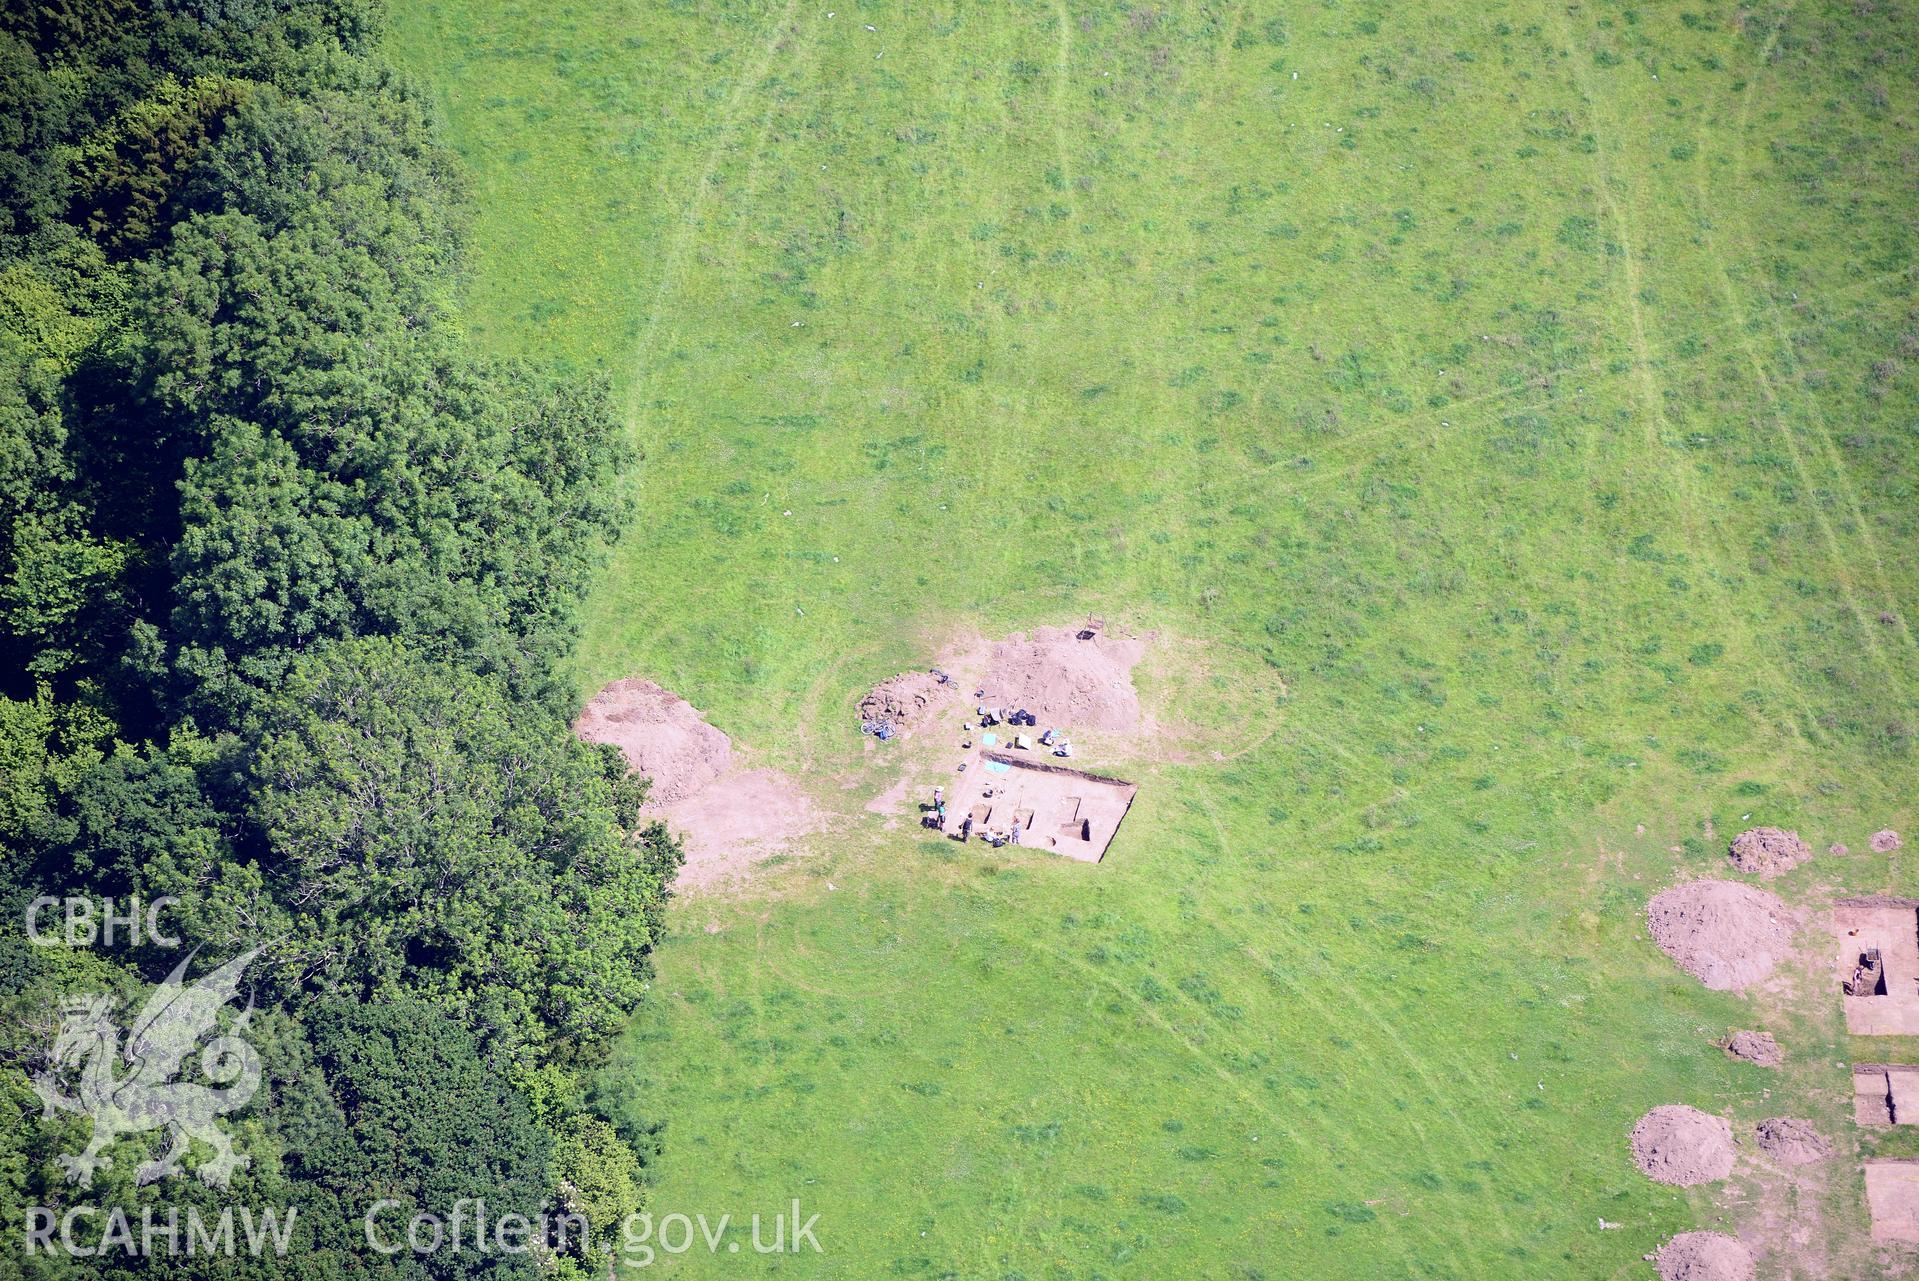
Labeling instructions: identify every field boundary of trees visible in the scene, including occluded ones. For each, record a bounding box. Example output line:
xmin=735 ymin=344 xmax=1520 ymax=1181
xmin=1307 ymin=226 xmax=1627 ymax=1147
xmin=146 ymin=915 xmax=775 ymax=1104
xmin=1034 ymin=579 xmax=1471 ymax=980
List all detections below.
xmin=1 ymin=2 xmax=676 ymax=1275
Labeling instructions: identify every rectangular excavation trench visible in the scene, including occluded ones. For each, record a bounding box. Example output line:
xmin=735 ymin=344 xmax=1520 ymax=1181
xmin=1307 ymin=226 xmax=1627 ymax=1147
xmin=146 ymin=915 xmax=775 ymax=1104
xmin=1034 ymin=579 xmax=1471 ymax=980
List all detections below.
xmin=1837 ymin=899 xmax=1919 ymax=1036
xmin=1866 ymin=1160 xmax=1919 ymax=1243
xmin=1854 ymin=1065 xmax=1919 ymax=1127
xmin=940 ymin=752 xmax=1137 ymax=863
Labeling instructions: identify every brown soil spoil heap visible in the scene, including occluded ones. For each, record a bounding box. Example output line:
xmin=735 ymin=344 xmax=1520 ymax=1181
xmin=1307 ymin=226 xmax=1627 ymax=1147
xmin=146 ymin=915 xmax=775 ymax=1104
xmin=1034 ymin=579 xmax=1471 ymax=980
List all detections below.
xmin=1653 ymin=1232 xmax=1755 ymax=1281
xmin=1647 ymin=880 xmax=1794 ymax=991
xmin=1725 ymin=826 xmax=1811 ymax=878
xmin=576 ymin=677 xmax=824 ymax=890
xmin=859 ymin=670 xmax=948 ymax=736
xmin=1722 ymin=1030 xmax=1783 ymax=1067
xmin=1754 ymin=1116 xmax=1831 ymax=1165
xmin=1873 ymin=828 xmax=1904 ymax=853
xmin=1631 ymin=1105 xmax=1736 ymax=1186
xmin=986 ymin=624 xmax=1146 ymax=732
xmin=573 ymin=678 xmax=731 ymax=804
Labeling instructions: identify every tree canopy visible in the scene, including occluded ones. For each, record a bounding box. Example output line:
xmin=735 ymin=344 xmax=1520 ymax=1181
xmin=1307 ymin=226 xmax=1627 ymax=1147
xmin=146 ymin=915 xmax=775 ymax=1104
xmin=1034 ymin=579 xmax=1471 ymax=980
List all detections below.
xmin=0 ymin=2 xmax=667 ymax=1275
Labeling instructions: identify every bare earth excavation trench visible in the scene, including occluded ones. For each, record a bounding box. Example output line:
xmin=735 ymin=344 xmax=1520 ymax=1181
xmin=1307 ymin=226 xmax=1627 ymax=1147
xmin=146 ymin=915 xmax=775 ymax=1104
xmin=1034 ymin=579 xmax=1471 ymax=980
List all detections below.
xmin=581 ymin=627 xmax=1908 ymax=1278
xmin=1626 ymin=825 xmax=1915 ymax=1279
xmin=575 ymin=622 xmax=1152 ymax=889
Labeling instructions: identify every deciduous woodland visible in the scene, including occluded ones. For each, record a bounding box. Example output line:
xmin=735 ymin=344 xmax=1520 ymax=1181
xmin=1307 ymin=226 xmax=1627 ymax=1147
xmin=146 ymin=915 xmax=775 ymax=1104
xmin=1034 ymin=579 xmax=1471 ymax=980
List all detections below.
xmin=2 ymin=3 xmax=672 ymax=1274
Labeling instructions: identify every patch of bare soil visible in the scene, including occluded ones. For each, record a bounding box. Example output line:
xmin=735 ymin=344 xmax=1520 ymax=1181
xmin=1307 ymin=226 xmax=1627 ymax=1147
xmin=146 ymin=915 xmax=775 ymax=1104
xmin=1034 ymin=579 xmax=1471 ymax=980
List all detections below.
xmin=1872 ymin=829 xmax=1904 ymax=853
xmin=656 ymin=767 xmax=825 ymax=892
xmin=984 ymin=622 xmax=1146 ymax=732
xmin=1754 ymin=1117 xmax=1832 ymax=1166
xmin=1874 ymin=1064 xmax=1919 ymax=1127
xmin=1723 ymin=1030 xmax=1784 ymax=1067
xmin=1654 ymin=1232 xmax=1755 ymax=1281
xmin=1865 ymin=1160 xmax=1919 ymax=1242
xmin=1836 ymin=900 xmax=1919 ymax=1035
xmin=1631 ymin=1105 xmax=1736 ymax=1186
xmin=858 ymin=670 xmax=953 ymax=736
xmin=1647 ymin=880 xmax=1796 ymax=991
xmin=1727 ymin=827 xmax=1811 ymax=878
xmin=863 ymin=773 xmax=911 ymax=817
xmin=577 ymin=677 xmax=823 ymax=891
xmin=1855 ymin=1066 xmax=1896 ymax=1127
xmin=939 ymin=752 xmax=1136 ymax=863
xmin=575 ymin=678 xmax=732 ymax=804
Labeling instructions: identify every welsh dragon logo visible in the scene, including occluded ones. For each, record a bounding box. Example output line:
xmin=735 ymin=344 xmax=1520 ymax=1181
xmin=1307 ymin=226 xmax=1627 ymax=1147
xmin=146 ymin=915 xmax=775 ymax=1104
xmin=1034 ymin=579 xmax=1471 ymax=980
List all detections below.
xmin=32 ymin=947 xmax=263 ymax=1189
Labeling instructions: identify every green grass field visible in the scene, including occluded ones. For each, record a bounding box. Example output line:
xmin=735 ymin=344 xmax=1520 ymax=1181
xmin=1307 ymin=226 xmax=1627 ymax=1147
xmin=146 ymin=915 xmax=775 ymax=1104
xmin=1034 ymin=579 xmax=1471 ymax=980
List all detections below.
xmin=389 ymin=2 xmax=1918 ymax=1275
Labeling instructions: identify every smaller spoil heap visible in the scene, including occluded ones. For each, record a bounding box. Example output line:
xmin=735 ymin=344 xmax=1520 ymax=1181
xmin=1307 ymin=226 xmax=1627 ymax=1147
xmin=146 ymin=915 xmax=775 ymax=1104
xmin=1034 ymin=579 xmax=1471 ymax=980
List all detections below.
xmin=1631 ymin=1105 xmax=1736 ymax=1187
xmin=1722 ymin=1030 xmax=1783 ymax=1068
xmin=1725 ymin=827 xmax=1811 ymax=878
xmin=1654 ymin=1232 xmax=1754 ymax=1281
xmin=859 ymin=670 xmax=952 ymax=739
xmin=1754 ymin=1117 xmax=1831 ymax=1166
